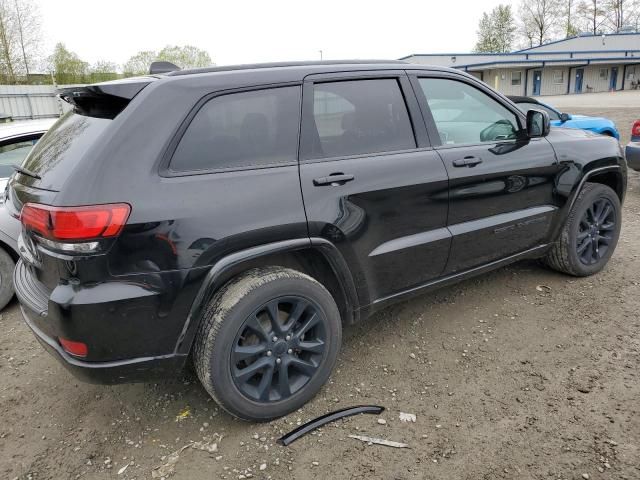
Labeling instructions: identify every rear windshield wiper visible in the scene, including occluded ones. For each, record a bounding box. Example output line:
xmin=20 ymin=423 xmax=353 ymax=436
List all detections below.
xmin=13 ymin=165 xmax=41 ymax=180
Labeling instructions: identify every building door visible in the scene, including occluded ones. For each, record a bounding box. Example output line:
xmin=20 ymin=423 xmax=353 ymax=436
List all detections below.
xmin=575 ymin=68 xmax=584 ymax=93
xmin=610 ymin=67 xmax=618 ymax=91
xmin=533 ymin=70 xmax=542 ymax=95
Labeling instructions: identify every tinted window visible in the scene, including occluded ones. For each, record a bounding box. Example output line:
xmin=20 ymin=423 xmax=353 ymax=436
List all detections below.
xmin=0 ymin=135 xmax=41 ymax=177
xmin=21 ymin=113 xmax=111 ymax=190
xmin=306 ymin=79 xmax=415 ymax=159
xmin=170 ymin=86 xmax=301 ymax=172
xmin=419 ymin=78 xmax=520 ymax=145
xmin=514 ymin=102 xmax=560 ymax=121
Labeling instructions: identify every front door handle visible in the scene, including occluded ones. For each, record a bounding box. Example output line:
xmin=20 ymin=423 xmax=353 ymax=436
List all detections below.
xmin=313 ymin=173 xmax=355 ymax=186
xmin=452 ymin=156 xmax=483 ymax=168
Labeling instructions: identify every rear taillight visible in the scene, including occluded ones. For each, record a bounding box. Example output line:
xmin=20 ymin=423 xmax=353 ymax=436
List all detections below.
xmin=20 ymin=203 xmax=131 ymax=252
xmin=632 ymin=120 xmax=640 ymax=138
xmin=59 ymin=337 xmax=88 ymax=357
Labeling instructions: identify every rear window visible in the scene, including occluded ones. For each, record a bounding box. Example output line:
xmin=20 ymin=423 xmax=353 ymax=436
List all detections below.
xmin=20 ymin=112 xmax=111 ymax=190
xmin=169 ymin=86 xmax=301 ymax=172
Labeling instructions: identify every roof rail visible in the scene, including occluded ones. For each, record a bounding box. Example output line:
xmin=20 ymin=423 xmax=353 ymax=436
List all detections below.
xmin=168 ymin=59 xmax=407 ymax=76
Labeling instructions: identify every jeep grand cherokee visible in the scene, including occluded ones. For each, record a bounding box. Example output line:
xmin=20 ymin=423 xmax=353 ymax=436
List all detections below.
xmin=9 ymin=61 xmax=626 ymax=421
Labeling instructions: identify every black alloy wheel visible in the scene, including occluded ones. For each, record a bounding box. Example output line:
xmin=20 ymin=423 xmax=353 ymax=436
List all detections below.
xmin=231 ymin=296 xmax=327 ymax=402
xmin=576 ymin=197 xmax=616 ymax=265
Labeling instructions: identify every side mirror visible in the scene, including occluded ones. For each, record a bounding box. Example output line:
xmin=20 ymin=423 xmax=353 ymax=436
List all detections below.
xmin=526 ymin=109 xmax=551 ymax=137
xmin=559 ymin=112 xmax=571 ymax=123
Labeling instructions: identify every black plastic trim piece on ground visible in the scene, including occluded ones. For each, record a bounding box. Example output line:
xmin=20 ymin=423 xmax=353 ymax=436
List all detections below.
xmin=277 ymin=405 xmax=385 ymax=446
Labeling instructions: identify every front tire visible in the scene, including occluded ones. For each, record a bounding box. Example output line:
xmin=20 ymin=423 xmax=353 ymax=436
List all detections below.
xmin=193 ymin=267 xmax=342 ymax=421
xmin=544 ymin=182 xmax=621 ymax=276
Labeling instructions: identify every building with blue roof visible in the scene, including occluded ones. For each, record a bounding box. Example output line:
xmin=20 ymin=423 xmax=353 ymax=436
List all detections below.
xmin=401 ymin=32 xmax=640 ymax=96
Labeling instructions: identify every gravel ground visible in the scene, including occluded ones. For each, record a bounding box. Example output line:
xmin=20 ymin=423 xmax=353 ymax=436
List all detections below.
xmin=1 ymin=108 xmax=639 ymax=480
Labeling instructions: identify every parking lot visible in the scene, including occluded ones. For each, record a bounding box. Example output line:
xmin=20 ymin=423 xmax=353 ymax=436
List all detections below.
xmin=1 ymin=100 xmax=639 ymax=480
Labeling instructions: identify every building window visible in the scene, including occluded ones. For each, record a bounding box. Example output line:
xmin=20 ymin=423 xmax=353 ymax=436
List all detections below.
xmin=552 ymin=70 xmax=564 ymax=84
xmin=600 ymin=68 xmax=609 ymax=80
xmin=511 ymin=71 xmax=522 ymax=86
xmin=626 ymin=66 xmax=636 ymax=79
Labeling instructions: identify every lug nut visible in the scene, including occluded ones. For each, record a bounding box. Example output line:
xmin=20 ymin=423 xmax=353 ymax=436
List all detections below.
xmin=272 ymin=336 xmax=278 ymax=342
xmin=266 ymin=350 xmax=272 ymax=356
xmin=276 ymin=358 xmax=282 ymax=364
xmin=285 ymin=335 xmax=291 ymax=341
xmin=287 ymin=348 xmax=293 ymax=354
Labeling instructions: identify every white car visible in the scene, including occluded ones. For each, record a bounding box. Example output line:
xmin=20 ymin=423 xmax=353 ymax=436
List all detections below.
xmin=0 ymin=117 xmax=57 ymax=310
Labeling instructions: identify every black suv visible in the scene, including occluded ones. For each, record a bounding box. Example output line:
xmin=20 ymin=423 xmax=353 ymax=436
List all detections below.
xmin=10 ymin=61 xmax=626 ymax=421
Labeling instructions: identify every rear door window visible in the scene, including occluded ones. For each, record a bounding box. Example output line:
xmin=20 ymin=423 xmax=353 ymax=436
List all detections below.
xmin=170 ymin=86 xmax=301 ymax=172
xmin=304 ymin=79 xmax=416 ymax=159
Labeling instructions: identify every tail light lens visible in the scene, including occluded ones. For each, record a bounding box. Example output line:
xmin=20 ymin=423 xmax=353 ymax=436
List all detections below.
xmin=632 ymin=120 xmax=640 ymax=138
xmin=59 ymin=337 xmax=88 ymax=357
xmin=20 ymin=203 xmax=131 ymax=250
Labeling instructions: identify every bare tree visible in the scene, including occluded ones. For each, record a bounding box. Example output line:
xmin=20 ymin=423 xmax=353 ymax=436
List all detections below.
xmin=12 ymin=0 xmax=41 ymax=76
xmin=577 ymin=0 xmax=608 ymax=33
xmin=0 ymin=0 xmax=17 ymax=82
xmin=601 ymin=0 xmax=640 ymax=30
xmin=565 ymin=0 xmax=580 ymax=36
xmin=519 ymin=0 xmax=563 ymax=46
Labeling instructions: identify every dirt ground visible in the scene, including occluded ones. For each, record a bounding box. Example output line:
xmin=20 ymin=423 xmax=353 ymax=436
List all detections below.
xmin=1 ymin=107 xmax=639 ymax=480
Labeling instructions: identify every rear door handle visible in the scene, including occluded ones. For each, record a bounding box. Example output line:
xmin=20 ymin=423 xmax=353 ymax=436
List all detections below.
xmin=452 ymin=156 xmax=483 ymax=168
xmin=313 ymin=173 xmax=355 ymax=186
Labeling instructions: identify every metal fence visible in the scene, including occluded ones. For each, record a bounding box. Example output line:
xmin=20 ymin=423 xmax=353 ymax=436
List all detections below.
xmin=0 ymin=85 xmax=78 ymax=121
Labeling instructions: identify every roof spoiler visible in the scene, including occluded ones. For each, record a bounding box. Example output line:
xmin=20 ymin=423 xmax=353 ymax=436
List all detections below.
xmin=58 ymin=78 xmax=153 ymax=119
xmin=149 ymin=61 xmax=181 ymax=74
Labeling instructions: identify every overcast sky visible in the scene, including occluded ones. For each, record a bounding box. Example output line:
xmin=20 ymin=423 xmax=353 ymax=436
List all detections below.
xmin=38 ymin=0 xmax=517 ymax=68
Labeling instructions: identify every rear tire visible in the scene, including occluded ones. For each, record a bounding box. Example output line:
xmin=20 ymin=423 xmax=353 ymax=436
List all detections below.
xmin=193 ymin=267 xmax=342 ymax=421
xmin=0 ymin=248 xmax=15 ymax=311
xmin=544 ymin=182 xmax=621 ymax=276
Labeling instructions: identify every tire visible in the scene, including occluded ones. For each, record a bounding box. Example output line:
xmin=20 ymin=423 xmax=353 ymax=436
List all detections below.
xmin=0 ymin=248 xmax=15 ymax=311
xmin=193 ymin=267 xmax=342 ymax=421
xmin=544 ymin=182 xmax=621 ymax=276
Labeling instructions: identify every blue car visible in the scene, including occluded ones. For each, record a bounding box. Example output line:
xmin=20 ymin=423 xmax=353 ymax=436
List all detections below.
xmin=508 ymin=96 xmax=619 ymax=139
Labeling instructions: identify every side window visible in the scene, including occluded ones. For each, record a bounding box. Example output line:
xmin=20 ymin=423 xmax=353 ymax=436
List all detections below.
xmin=0 ymin=136 xmax=41 ymax=177
xmin=306 ymin=79 xmax=416 ymax=159
xmin=514 ymin=102 xmax=560 ymax=121
xmin=170 ymin=86 xmax=300 ymax=172
xmin=418 ymin=78 xmax=520 ymax=146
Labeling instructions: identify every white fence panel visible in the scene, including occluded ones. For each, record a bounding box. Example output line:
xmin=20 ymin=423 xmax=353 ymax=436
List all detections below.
xmin=0 ymin=84 xmax=79 ymax=120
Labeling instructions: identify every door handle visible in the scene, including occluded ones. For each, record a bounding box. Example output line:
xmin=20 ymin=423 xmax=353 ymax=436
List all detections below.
xmin=452 ymin=156 xmax=483 ymax=168
xmin=313 ymin=173 xmax=355 ymax=186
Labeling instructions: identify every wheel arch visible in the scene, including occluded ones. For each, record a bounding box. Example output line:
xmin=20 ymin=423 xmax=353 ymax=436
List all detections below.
xmin=175 ymin=238 xmax=360 ymax=355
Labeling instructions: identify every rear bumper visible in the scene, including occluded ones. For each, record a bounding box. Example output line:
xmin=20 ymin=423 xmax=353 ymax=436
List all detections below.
xmin=21 ymin=304 xmax=187 ymax=384
xmin=14 ymin=259 xmax=190 ymax=384
xmin=626 ymin=142 xmax=640 ymax=171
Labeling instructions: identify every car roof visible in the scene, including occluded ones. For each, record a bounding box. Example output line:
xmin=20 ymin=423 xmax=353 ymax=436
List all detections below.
xmin=0 ymin=118 xmax=57 ymax=140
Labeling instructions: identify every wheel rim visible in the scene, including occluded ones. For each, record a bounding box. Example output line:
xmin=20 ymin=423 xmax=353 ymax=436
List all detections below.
xmin=576 ymin=197 xmax=616 ymax=265
xmin=231 ymin=296 xmax=327 ymax=403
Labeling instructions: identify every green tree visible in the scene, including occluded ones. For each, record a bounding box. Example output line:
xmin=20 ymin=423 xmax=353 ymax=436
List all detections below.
xmin=89 ymin=60 xmax=118 ymax=82
xmin=122 ymin=50 xmax=157 ymax=76
xmin=474 ymin=5 xmax=516 ymax=53
xmin=48 ymin=42 xmax=88 ymax=84
xmin=123 ymin=45 xmax=213 ymax=76
xmin=157 ymin=45 xmax=212 ymax=69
